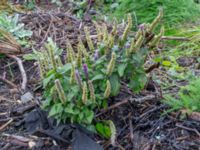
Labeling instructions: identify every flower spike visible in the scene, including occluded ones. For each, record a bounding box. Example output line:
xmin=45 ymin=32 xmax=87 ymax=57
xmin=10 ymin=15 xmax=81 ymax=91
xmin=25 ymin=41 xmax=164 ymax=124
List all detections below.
xmin=88 ymin=80 xmax=96 ymax=102
xmin=55 ymin=79 xmax=66 ymax=103
xmin=104 ymin=80 xmax=111 ymax=98
xmin=106 ymin=52 xmax=116 ymax=76
xmin=82 ymin=82 xmax=88 ymax=104
xmin=84 ymin=26 xmax=94 ymax=52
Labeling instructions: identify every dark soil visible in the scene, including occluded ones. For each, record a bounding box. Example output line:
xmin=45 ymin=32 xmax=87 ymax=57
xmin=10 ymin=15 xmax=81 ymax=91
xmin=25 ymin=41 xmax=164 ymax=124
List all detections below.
xmin=0 ymin=2 xmax=200 ymax=150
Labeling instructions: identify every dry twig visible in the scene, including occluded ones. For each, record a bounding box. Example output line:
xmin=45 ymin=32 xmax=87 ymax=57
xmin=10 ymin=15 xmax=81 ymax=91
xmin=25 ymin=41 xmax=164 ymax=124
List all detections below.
xmin=161 ymin=36 xmax=189 ymax=41
xmin=96 ymin=95 xmax=156 ymax=117
xmin=6 ymin=55 xmax=27 ymax=91
xmin=0 ymin=118 xmax=13 ymax=131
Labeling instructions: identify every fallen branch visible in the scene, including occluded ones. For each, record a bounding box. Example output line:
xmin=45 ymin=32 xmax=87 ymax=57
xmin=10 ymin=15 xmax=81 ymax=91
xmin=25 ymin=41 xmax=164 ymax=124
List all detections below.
xmin=6 ymin=55 xmax=27 ymax=91
xmin=161 ymin=36 xmax=189 ymax=41
xmin=96 ymin=95 xmax=156 ymax=117
xmin=176 ymin=124 xmax=200 ymax=137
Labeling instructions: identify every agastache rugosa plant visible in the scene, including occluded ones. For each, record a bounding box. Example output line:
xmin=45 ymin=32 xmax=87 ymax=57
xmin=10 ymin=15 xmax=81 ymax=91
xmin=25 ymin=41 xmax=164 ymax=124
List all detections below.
xmin=32 ymin=9 xmax=164 ymax=131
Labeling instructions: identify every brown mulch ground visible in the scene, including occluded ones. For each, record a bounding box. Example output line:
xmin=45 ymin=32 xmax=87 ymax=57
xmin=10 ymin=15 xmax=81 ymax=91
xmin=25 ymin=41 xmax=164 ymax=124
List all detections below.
xmin=0 ymin=3 xmax=200 ymax=150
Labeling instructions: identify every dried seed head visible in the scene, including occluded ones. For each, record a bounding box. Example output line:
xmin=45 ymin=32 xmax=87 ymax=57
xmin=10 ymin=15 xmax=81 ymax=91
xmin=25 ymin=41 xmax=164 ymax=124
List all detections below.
xmin=134 ymin=35 xmax=144 ymax=51
xmin=82 ymin=82 xmax=88 ymax=104
xmin=103 ymin=24 xmax=109 ymax=42
xmin=78 ymin=37 xmax=89 ymax=59
xmin=88 ymin=80 xmax=96 ymax=102
xmin=55 ymin=79 xmax=66 ymax=103
xmin=106 ymin=52 xmax=116 ymax=76
xmin=127 ymin=13 xmax=133 ymax=29
xmin=66 ymin=40 xmax=75 ymax=63
xmin=43 ymin=51 xmax=50 ymax=70
xmin=38 ymin=59 xmax=45 ymax=79
xmin=121 ymin=13 xmax=132 ymax=43
xmin=135 ymin=29 xmax=142 ymax=41
xmin=55 ymin=56 xmax=63 ymax=68
xmin=149 ymin=26 xmax=164 ymax=48
xmin=84 ymin=26 xmax=94 ymax=52
xmin=93 ymin=21 xmax=102 ymax=42
xmin=108 ymin=34 xmax=115 ymax=49
xmin=111 ymin=18 xmax=118 ymax=36
xmin=104 ymin=80 xmax=111 ymax=98
xmin=127 ymin=38 xmax=135 ymax=55
xmin=46 ymin=43 xmax=56 ymax=70
xmin=149 ymin=8 xmax=163 ymax=32
xmin=76 ymin=46 xmax=82 ymax=67
xmin=70 ymin=64 xmax=76 ymax=84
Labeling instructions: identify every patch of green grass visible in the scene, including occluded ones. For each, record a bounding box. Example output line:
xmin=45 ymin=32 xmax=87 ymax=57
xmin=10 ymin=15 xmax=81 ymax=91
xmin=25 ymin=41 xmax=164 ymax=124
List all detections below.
xmin=164 ymin=77 xmax=200 ymax=113
xmin=105 ymin=0 xmax=200 ymax=33
xmin=165 ymin=25 xmax=200 ymax=58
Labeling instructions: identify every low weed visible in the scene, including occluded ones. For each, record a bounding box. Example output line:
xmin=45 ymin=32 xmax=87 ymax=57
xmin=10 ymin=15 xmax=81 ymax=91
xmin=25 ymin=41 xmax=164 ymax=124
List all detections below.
xmin=0 ymin=13 xmax=32 ymax=46
xmin=164 ymin=77 xmax=200 ymax=113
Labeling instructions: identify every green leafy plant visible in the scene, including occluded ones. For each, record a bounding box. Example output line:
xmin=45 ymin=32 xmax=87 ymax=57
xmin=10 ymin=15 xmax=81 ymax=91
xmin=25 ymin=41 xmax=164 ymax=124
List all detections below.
xmin=0 ymin=13 xmax=32 ymax=44
xmin=164 ymin=77 xmax=200 ymax=113
xmin=25 ymin=10 xmax=164 ymax=138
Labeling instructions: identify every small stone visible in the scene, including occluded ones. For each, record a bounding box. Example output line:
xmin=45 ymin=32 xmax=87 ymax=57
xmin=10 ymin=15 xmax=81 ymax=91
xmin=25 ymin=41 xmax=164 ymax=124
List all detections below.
xmin=21 ymin=92 xmax=33 ymax=103
xmin=29 ymin=141 xmax=36 ymax=149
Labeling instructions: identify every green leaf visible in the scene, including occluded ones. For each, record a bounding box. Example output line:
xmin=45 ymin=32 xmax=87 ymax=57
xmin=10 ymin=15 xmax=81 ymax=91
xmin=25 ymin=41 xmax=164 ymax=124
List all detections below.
xmin=23 ymin=53 xmax=37 ymax=60
xmin=162 ymin=60 xmax=171 ymax=67
xmin=95 ymin=122 xmax=111 ymax=139
xmin=43 ymin=73 xmax=55 ymax=87
xmin=91 ymin=74 xmax=104 ymax=81
xmin=153 ymin=56 xmax=162 ymax=63
xmin=49 ymin=103 xmax=63 ymax=117
xmin=64 ymin=104 xmax=74 ymax=114
xmin=117 ymin=63 xmax=127 ymax=77
xmin=57 ymin=63 xmax=72 ymax=74
xmin=84 ymin=110 xmax=94 ymax=124
xmin=129 ymin=70 xmax=147 ymax=93
xmin=109 ymin=74 xmax=120 ymax=96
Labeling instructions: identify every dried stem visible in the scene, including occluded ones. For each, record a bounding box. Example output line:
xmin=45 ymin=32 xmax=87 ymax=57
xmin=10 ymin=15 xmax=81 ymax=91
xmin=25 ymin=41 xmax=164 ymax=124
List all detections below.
xmin=6 ymin=55 xmax=27 ymax=91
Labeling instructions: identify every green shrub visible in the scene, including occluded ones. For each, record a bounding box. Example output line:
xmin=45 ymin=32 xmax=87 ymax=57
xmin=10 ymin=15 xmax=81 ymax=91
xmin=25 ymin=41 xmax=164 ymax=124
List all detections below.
xmin=164 ymin=78 xmax=200 ymax=113
xmin=24 ymin=11 xmax=164 ymax=130
xmin=112 ymin=0 xmax=200 ymax=28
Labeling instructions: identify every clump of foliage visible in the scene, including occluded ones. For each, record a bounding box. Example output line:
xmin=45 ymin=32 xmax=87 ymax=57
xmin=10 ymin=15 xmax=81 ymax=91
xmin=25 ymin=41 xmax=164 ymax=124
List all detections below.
xmin=164 ymin=77 xmax=200 ymax=113
xmin=169 ymin=25 xmax=200 ymax=57
xmin=0 ymin=13 xmax=32 ymax=45
xmin=25 ymin=10 xmax=164 ymax=136
xmin=111 ymin=0 xmax=200 ymax=28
